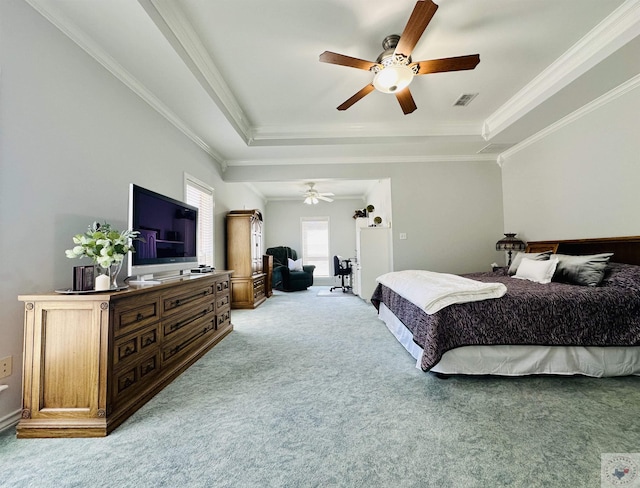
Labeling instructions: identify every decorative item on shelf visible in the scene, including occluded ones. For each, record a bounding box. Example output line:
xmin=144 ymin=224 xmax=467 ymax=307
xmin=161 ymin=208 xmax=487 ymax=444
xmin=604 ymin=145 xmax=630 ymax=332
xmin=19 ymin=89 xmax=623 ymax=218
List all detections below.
xmin=495 ymin=233 xmax=526 ymax=267
xmin=366 ymin=204 xmax=374 ymax=216
xmin=353 ymin=209 xmax=367 ymax=219
xmin=373 ymin=216 xmax=382 ymax=226
xmin=65 ymin=221 xmax=140 ymax=291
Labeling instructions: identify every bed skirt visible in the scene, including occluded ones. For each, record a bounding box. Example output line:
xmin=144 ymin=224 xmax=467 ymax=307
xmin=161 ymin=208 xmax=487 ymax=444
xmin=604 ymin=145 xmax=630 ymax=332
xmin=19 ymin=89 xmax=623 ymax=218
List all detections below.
xmin=378 ymin=303 xmax=640 ymax=377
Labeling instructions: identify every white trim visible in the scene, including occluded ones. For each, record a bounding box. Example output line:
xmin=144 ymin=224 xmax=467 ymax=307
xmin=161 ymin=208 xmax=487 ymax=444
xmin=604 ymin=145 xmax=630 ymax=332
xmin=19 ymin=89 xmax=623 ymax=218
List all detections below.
xmin=249 ymin=122 xmax=481 ymax=146
xmin=0 ymin=409 xmax=21 ymax=434
xmin=498 ymin=73 xmax=640 ymax=166
xmin=24 ymin=0 xmax=226 ymax=168
xmin=225 ymin=154 xmax=498 ymax=167
xmin=483 ymin=0 xmax=640 ymax=141
xmin=139 ymin=0 xmax=253 ymax=145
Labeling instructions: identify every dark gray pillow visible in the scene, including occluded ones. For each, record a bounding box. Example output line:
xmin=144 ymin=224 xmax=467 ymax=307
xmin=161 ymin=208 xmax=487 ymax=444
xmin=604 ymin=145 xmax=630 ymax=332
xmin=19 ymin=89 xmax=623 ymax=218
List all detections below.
xmin=552 ymin=253 xmax=614 ymax=286
xmin=508 ymin=251 xmax=552 ymax=275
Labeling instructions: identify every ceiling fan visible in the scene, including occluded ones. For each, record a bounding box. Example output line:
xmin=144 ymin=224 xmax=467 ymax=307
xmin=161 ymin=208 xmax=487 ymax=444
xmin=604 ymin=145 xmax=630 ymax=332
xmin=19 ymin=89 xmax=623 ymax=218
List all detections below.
xmin=303 ymin=183 xmax=334 ymax=205
xmin=319 ymin=0 xmax=480 ymax=114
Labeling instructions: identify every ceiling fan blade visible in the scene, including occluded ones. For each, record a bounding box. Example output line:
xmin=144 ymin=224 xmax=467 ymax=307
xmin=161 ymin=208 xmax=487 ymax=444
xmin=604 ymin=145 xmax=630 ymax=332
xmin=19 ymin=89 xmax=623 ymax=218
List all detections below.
xmin=396 ymin=87 xmax=417 ymax=115
xmin=394 ymin=0 xmax=439 ymax=58
xmin=412 ymin=54 xmax=480 ymax=75
xmin=319 ymin=192 xmax=335 ymax=197
xmin=319 ymin=51 xmax=379 ymax=71
xmin=317 ymin=196 xmax=334 ymax=202
xmin=337 ymin=84 xmax=375 ymax=111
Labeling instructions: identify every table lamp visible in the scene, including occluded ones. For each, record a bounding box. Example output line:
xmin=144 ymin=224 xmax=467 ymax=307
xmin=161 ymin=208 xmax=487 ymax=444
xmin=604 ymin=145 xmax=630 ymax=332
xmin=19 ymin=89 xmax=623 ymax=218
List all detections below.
xmin=496 ymin=233 xmax=526 ymax=267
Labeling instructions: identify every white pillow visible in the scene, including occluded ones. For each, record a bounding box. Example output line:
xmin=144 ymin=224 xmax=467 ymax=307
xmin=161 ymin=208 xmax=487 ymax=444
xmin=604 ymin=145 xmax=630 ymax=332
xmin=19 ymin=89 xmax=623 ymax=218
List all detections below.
xmin=507 ymin=251 xmax=551 ymax=275
xmin=513 ymin=257 xmax=558 ymax=284
xmin=287 ymin=258 xmax=303 ymax=271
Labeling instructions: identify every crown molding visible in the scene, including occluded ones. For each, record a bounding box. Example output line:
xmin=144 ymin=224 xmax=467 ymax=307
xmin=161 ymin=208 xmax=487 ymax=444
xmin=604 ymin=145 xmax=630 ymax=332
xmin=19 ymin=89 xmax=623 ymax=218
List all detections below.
xmin=483 ymin=0 xmax=640 ymax=141
xmin=497 ymin=72 xmax=640 ymax=166
xmin=139 ymin=0 xmax=252 ymax=145
xmin=248 ymin=122 xmax=482 ymax=146
xmin=225 ymin=154 xmax=498 ymax=167
xmin=25 ymin=0 xmax=226 ymax=169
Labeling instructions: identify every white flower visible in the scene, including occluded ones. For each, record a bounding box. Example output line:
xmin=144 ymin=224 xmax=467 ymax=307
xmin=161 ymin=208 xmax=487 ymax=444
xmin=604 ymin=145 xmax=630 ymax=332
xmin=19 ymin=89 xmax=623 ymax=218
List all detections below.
xmin=65 ymin=221 xmax=140 ymax=269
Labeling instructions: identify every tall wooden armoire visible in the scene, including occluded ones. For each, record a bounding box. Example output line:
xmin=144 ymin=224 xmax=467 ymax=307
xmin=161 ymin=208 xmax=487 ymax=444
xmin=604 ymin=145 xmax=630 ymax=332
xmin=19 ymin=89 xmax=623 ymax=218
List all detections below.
xmin=226 ymin=210 xmax=267 ymax=309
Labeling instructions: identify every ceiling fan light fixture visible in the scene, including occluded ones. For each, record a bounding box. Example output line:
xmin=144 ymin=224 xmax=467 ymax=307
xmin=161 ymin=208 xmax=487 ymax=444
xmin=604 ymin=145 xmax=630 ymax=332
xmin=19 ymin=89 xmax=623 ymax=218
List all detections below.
xmin=304 ymin=196 xmax=319 ymax=205
xmin=373 ymin=64 xmax=414 ymax=93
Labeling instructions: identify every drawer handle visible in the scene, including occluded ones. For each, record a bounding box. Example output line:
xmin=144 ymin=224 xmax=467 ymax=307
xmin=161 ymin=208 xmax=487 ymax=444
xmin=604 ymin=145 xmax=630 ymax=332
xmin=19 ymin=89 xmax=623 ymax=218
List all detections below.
xmin=175 ymin=299 xmax=181 ymax=306
xmin=143 ymin=337 xmax=154 ymax=346
xmin=143 ymin=363 xmax=154 ymax=374
xmin=136 ymin=313 xmax=144 ymax=321
xmin=122 ymin=346 xmax=134 ymax=358
xmin=123 ymin=377 xmax=133 ymax=389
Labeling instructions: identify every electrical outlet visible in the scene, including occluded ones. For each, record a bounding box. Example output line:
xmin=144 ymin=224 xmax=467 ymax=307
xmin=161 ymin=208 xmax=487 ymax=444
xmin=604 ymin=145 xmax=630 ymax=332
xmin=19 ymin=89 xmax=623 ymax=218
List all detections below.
xmin=0 ymin=356 xmax=12 ymax=379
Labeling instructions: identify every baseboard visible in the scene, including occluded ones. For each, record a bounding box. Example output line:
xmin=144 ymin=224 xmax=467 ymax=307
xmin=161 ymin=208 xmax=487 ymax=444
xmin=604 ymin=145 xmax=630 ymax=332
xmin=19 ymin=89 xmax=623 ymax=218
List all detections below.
xmin=0 ymin=409 xmax=21 ymax=435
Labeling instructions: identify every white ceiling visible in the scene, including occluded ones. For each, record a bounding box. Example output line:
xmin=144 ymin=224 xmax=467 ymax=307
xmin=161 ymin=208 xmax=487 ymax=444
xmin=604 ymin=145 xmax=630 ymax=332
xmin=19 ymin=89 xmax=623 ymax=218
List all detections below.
xmin=26 ymin=0 xmax=640 ymax=201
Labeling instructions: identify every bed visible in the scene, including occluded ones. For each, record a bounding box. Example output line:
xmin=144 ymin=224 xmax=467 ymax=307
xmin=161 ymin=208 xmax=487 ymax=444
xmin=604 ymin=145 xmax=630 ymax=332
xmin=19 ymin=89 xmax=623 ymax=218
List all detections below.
xmin=371 ymin=236 xmax=640 ymax=377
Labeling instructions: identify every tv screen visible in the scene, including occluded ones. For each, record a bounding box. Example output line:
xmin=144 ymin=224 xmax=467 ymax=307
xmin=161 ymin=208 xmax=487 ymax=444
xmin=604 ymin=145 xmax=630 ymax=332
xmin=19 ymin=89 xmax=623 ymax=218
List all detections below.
xmin=128 ymin=184 xmax=198 ymax=279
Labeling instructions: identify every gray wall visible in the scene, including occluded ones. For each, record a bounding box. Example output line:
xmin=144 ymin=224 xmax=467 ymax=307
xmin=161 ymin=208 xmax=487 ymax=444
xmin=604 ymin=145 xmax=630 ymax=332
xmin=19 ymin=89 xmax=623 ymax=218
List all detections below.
xmin=265 ymin=198 xmax=366 ymax=286
xmin=228 ymin=161 xmax=505 ymax=275
xmin=502 ymin=84 xmax=640 ymax=241
xmin=387 ymin=161 xmax=504 ymax=273
xmin=0 ymin=1 xmax=264 ymax=425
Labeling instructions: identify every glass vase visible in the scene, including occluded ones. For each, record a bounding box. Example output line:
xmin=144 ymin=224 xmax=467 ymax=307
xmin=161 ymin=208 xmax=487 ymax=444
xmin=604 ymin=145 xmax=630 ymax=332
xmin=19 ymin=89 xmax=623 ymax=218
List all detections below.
xmin=109 ymin=261 xmax=123 ymax=289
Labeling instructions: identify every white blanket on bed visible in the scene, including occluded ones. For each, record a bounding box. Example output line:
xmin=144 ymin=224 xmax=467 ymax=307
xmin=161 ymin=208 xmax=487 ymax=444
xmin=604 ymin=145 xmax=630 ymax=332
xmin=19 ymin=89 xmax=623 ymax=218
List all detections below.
xmin=376 ymin=270 xmax=507 ymax=314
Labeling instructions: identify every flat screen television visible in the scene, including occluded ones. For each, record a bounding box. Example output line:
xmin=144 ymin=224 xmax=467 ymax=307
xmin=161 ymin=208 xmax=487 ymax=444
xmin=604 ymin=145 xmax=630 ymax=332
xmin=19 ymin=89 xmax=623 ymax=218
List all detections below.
xmin=128 ymin=184 xmax=198 ymax=282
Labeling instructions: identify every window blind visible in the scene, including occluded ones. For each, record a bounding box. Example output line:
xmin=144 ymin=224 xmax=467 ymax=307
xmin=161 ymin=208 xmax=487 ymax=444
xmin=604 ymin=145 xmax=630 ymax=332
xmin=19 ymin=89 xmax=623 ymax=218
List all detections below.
xmin=185 ymin=175 xmax=214 ymax=267
xmin=301 ymin=217 xmax=330 ymax=276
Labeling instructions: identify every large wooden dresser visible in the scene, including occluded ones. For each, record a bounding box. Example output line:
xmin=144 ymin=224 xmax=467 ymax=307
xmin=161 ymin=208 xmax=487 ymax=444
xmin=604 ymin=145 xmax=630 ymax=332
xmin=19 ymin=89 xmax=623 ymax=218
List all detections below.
xmin=226 ymin=210 xmax=267 ymax=309
xmin=17 ymin=271 xmax=232 ymax=438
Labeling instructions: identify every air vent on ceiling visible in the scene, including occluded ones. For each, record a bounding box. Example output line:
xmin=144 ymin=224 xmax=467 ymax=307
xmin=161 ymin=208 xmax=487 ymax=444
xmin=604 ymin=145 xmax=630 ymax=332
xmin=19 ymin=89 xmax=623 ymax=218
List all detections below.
xmin=477 ymin=143 xmax=515 ymax=154
xmin=453 ymin=93 xmax=478 ymax=107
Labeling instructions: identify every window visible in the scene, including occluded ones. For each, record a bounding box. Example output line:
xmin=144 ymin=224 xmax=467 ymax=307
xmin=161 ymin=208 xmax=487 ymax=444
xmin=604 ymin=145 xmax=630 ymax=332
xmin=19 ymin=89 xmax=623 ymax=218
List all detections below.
xmin=301 ymin=217 xmax=330 ymax=276
xmin=184 ymin=174 xmax=214 ymax=267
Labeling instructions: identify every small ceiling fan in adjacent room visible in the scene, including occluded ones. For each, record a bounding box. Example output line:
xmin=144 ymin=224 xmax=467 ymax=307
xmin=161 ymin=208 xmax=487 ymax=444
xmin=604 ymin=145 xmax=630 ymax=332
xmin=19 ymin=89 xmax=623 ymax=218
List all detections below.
xmin=319 ymin=0 xmax=480 ymax=114
xmin=303 ymin=183 xmax=334 ymax=205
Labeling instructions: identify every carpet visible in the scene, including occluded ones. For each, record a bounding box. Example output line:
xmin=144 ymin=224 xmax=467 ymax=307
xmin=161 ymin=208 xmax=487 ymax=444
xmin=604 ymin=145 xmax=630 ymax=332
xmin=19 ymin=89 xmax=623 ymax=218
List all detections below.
xmin=1 ymin=285 xmax=638 ymax=487
xmin=317 ymin=288 xmax=355 ymax=297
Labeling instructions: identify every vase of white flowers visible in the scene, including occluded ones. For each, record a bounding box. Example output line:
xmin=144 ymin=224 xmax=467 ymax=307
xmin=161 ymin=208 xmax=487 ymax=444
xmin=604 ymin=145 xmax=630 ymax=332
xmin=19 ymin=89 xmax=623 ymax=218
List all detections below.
xmin=65 ymin=221 xmax=140 ymax=290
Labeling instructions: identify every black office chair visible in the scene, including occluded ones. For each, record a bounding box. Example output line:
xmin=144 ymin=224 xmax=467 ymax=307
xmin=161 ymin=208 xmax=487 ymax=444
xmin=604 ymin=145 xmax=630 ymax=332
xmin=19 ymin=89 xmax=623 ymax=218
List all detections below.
xmin=330 ymin=255 xmax=352 ymax=293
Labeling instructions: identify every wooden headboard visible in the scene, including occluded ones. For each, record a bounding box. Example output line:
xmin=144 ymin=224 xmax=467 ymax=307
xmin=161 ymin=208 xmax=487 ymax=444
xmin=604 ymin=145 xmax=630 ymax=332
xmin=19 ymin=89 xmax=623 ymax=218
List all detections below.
xmin=526 ymin=236 xmax=640 ymax=266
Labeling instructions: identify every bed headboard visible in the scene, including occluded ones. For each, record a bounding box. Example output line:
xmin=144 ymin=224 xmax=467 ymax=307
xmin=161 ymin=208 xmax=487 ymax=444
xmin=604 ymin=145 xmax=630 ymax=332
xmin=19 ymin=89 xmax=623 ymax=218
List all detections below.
xmin=526 ymin=236 xmax=640 ymax=265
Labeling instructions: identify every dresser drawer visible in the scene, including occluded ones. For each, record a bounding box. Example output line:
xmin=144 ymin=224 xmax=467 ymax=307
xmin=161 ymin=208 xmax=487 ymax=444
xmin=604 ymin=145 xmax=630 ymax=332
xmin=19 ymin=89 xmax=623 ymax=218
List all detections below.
xmin=112 ymin=293 xmax=161 ymax=337
xmin=162 ymin=283 xmax=214 ymax=316
xmin=113 ymin=323 xmax=160 ymax=370
xmin=216 ymin=309 xmax=231 ymax=330
xmin=216 ymin=292 xmax=230 ymax=310
xmin=112 ymin=351 xmax=160 ymax=404
xmin=162 ymin=301 xmax=215 ymax=340
xmin=253 ymin=276 xmax=265 ymax=301
xmin=161 ymin=316 xmax=217 ymax=365
xmin=215 ymin=278 xmax=230 ymax=294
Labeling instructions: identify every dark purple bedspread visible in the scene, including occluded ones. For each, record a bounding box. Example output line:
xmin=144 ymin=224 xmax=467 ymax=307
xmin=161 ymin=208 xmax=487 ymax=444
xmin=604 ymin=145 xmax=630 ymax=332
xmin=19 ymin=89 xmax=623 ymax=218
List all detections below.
xmin=371 ymin=263 xmax=640 ymax=371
